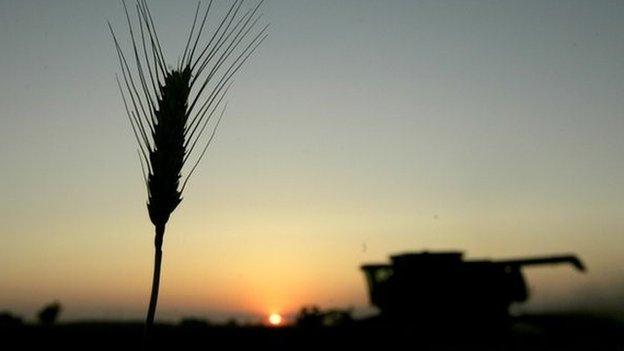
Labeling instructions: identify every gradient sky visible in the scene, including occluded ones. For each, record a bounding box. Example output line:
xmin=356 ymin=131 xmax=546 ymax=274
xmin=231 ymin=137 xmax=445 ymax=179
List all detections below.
xmin=1 ymin=0 xmax=623 ymax=322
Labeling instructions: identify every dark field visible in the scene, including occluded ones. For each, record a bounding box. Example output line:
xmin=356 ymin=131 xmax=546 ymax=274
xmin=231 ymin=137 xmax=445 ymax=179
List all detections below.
xmin=2 ymin=313 xmax=622 ymax=351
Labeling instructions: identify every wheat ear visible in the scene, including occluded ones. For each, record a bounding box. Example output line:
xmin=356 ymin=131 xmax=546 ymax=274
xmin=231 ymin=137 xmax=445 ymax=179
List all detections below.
xmin=109 ymin=0 xmax=268 ymax=347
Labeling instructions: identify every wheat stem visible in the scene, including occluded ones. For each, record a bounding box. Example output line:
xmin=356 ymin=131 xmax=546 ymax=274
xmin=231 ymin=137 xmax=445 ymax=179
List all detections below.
xmin=143 ymin=223 xmax=165 ymax=349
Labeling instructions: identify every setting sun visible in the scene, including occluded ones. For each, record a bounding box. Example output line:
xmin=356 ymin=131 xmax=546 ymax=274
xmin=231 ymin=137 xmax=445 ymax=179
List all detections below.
xmin=268 ymin=313 xmax=283 ymax=326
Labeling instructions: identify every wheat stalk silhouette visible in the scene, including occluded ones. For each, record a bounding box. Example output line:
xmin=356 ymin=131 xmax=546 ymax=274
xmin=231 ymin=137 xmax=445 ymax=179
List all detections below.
xmin=109 ymin=0 xmax=267 ymax=346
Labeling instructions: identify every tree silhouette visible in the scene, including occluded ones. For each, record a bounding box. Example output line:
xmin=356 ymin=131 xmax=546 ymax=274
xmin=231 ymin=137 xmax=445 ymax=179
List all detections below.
xmin=37 ymin=301 xmax=62 ymax=326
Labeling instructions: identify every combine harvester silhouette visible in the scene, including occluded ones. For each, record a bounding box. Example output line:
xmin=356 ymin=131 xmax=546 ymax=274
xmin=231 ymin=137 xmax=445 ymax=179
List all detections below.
xmin=361 ymin=251 xmax=585 ymax=326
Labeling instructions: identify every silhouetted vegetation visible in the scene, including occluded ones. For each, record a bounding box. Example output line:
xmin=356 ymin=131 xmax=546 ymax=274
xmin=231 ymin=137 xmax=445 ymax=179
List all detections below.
xmin=37 ymin=301 xmax=62 ymax=325
xmin=225 ymin=318 xmax=239 ymax=328
xmin=0 ymin=311 xmax=23 ymax=328
xmin=295 ymin=305 xmax=323 ymax=328
xmin=0 ymin=312 xmax=621 ymax=351
xmin=295 ymin=306 xmax=354 ymax=328
xmin=179 ymin=317 xmax=211 ymax=329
